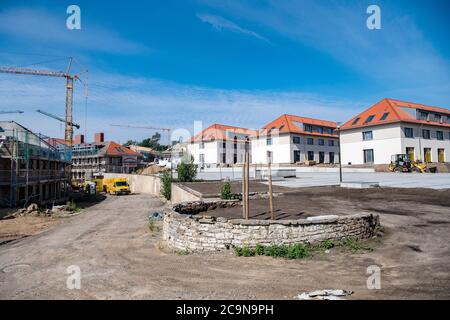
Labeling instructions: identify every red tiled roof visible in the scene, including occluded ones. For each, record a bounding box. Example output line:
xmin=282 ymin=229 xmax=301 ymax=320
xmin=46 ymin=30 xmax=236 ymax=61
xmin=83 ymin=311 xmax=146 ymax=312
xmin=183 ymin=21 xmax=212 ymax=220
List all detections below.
xmin=341 ymin=98 xmax=450 ymax=131
xmin=257 ymin=114 xmax=338 ymax=138
xmin=191 ymin=124 xmax=257 ymax=143
xmin=103 ymin=141 xmax=142 ymax=157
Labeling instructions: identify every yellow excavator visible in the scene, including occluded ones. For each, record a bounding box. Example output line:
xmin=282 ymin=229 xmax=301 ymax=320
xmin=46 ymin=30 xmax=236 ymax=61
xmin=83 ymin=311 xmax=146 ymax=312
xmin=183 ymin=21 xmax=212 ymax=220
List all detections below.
xmin=388 ymin=154 xmax=435 ymax=173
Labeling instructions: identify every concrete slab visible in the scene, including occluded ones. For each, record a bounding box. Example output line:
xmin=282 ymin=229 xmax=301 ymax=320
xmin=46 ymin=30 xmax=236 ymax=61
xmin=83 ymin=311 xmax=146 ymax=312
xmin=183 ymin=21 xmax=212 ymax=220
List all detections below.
xmin=340 ymin=181 xmax=380 ymax=188
xmin=268 ymin=172 xmax=450 ymax=190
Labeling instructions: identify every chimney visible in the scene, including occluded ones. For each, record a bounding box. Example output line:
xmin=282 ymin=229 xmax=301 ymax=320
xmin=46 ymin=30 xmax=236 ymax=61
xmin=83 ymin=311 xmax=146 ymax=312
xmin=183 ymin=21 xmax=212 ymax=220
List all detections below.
xmin=94 ymin=132 xmax=104 ymax=143
xmin=74 ymin=134 xmax=84 ymax=145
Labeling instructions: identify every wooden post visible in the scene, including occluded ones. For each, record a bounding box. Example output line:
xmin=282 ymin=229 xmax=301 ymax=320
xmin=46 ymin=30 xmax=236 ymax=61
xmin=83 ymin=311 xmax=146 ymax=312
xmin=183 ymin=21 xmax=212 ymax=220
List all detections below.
xmin=268 ymin=160 xmax=274 ymax=219
xmin=245 ymin=151 xmax=250 ymax=219
xmin=242 ymin=156 xmax=247 ymax=219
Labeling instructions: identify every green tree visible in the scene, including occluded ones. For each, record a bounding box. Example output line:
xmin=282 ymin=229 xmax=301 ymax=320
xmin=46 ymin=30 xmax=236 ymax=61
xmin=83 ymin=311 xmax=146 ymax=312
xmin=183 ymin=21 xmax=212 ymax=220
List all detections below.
xmin=177 ymin=162 xmax=197 ymax=182
xmin=160 ymin=171 xmax=172 ymax=200
xmin=220 ymin=180 xmax=233 ymax=199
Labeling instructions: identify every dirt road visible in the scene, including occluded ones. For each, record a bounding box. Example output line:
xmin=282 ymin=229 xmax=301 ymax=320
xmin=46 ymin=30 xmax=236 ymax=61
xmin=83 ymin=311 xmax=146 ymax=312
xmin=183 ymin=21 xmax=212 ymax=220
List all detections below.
xmin=1 ymin=193 xmax=449 ymax=299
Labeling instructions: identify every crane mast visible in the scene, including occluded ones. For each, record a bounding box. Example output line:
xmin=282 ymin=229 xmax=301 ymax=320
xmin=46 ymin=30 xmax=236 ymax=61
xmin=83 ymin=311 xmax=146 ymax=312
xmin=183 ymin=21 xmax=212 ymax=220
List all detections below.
xmin=0 ymin=57 xmax=83 ymax=145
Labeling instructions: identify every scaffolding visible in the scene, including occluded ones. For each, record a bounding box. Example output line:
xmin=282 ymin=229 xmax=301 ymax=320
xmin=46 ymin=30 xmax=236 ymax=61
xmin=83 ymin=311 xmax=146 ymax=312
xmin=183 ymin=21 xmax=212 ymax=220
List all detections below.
xmin=0 ymin=121 xmax=71 ymax=207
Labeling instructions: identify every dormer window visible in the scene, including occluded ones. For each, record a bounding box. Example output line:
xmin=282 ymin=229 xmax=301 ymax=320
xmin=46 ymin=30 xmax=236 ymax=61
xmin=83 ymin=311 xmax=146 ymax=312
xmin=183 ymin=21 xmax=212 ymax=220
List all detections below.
xmin=352 ymin=117 xmax=360 ymax=125
xmin=364 ymin=115 xmax=375 ymax=123
xmin=380 ymin=112 xmax=389 ymax=120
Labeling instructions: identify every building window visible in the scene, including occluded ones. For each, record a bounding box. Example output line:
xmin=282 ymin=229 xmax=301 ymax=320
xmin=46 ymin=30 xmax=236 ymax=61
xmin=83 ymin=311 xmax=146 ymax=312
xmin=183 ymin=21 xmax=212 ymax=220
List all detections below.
xmin=199 ymin=142 xmax=205 ymax=149
xmin=364 ymin=115 xmax=375 ymax=123
xmin=328 ymin=140 xmax=335 ymax=146
xmin=323 ymin=127 xmax=332 ymax=135
xmin=318 ymin=139 xmax=324 ymax=146
xmin=199 ymin=154 xmax=205 ymax=163
xmin=363 ymin=149 xmax=374 ymax=163
xmin=352 ymin=117 xmax=360 ymax=125
xmin=362 ymin=131 xmax=373 ymax=141
xmin=437 ymin=131 xmax=444 ymax=140
xmin=418 ymin=111 xmax=428 ymax=121
xmin=380 ymin=112 xmax=389 ymax=120
xmin=307 ymin=151 xmax=314 ymax=161
xmin=433 ymin=114 xmax=441 ymax=122
xmin=222 ymin=141 xmax=226 ymax=148
xmin=266 ymin=137 xmax=272 ymax=145
xmin=307 ymin=138 xmax=314 ymax=145
xmin=221 ymin=153 xmax=226 ymax=163
xmin=422 ymin=129 xmax=431 ymax=139
xmin=304 ymin=124 xmax=312 ymax=132
xmin=293 ymin=136 xmax=301 ymax=144
xmin=404 ymin=127 xmax=414 ymax=138
xmin=329 ymin=152 xmax=335 ymax=163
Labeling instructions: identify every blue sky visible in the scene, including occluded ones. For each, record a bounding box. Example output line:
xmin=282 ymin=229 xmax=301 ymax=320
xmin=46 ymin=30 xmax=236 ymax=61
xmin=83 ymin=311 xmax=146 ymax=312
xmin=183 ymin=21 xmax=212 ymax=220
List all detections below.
xmin=0 ymin=0 xmax=449 ymax=143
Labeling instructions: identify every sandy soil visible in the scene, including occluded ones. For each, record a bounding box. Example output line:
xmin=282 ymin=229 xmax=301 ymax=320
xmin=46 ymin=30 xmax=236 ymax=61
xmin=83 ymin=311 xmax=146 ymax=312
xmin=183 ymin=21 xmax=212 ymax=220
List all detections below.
xmin=182 ymin=181 xmax=293 ymax=197
xmin=0 ymin=216 xmax=64 ymax=245
xmin=202 ymin=186 xmax=450 ymax=220
xmin=0 ymin=190 xmax=449 ymax=299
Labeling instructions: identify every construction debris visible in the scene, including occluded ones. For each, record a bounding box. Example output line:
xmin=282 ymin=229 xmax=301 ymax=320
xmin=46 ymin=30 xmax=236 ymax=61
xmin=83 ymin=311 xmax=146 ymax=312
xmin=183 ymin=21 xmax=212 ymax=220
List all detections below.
xmin=296 ymin=289 xmax=353 ymax=300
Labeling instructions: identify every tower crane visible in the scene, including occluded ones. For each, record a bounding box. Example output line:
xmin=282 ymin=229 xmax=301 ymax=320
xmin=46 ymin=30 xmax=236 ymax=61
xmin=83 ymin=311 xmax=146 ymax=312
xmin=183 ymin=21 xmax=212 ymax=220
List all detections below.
xmin=0 ymin=57 xmax=86 ymax=144
xmin=36 ymin=109 xmax=80 ymax=129
xmin=0 ymin=110 xmax=24 ymax=114
xmin=110 ymin=124 xmax=172 ymax=145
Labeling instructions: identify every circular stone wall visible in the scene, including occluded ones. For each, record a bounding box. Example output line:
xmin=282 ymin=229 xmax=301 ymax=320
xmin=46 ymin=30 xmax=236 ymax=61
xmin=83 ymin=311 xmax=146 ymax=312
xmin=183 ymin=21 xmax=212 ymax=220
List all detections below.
xmin=163 ymin=201 xmax=380 ymax=252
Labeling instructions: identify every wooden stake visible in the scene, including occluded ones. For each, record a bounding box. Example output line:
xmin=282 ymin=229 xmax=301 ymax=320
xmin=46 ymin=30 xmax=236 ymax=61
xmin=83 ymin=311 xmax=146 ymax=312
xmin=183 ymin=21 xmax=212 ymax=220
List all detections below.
xmin=245 ymin=151 xmax=250 ymax=219
xmin=242 ymin=157 xmax=247 ymax=219
xmin=268 ymin=161 xmax=274 ymax=219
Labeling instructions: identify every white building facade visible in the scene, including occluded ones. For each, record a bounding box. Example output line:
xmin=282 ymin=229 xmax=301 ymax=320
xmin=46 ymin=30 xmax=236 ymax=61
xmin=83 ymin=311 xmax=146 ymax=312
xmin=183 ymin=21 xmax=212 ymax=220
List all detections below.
xmin=340 ymin=98 xmax=450 ymax=165
xmin=251 ymin=114 xmax=339 ymax=165
xmin=187 ymin=124 xmax=255 ymax=167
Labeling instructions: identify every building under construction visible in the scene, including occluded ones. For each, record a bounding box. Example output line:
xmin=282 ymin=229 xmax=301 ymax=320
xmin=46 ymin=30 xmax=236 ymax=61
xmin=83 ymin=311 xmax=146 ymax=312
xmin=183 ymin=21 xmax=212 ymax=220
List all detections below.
xmin=48 ymin=133 xmax=143 ymax=182
xmin=0 ymin=121 xmax=71 ymax=207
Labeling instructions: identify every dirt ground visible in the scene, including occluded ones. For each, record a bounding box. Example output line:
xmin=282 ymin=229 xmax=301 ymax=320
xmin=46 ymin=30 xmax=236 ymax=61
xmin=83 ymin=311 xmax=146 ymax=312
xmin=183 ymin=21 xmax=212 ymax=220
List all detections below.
xmin=182 ymin=181 xmax=293 ymax=197
xmin=1 ymin=190 xmax=450 ymax=299
xmin=202 ymin=186 xmax=450 ymax=220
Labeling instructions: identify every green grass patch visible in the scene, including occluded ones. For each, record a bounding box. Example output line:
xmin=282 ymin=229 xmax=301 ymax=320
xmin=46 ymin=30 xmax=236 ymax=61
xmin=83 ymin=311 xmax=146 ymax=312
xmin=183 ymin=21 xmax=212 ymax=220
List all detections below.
xmin=233 ymin=237 xmax=375 ymax=259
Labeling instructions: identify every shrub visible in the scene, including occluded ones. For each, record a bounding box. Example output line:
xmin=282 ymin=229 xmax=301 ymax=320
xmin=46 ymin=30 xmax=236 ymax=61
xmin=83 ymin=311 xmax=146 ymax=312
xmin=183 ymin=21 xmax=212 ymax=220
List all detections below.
xmin=234 ymin=246 xmax=256 ymax=257
xmin=65 ymin=200 xmax=80 ymax=213
xmin=234 ymin=239 xmax=373 ymax=259
xmin=177 ymin=162 xmax=197 ymax=182
xmin=160 ymin=171 xmax=172 ymax=200
xmin=220 ymin=180 xmax=233 ymax=199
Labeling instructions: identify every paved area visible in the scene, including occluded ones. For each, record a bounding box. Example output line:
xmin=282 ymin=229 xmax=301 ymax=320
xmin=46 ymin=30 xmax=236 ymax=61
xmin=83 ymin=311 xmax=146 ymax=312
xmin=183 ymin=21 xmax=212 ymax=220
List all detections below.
xmin=270 ymin=172 xmax=450 ymax=189
xmin=1 ymin=193 xmax=449 ymax=299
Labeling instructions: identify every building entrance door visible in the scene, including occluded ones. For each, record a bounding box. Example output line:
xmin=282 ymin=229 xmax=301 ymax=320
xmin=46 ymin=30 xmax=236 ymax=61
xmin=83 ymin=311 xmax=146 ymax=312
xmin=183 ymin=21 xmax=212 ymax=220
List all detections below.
xmin=293 ymin=150 xmax=301 ymax=163
xmin=424 ymin=148 xmax=432 ymax=163
xmin=319 ymin=152 xmax=325 ymax=163
xmin=438 ymin=149 xmax=445 ymax=163
xmin=406 ymin=147 xmax=414 ymax=161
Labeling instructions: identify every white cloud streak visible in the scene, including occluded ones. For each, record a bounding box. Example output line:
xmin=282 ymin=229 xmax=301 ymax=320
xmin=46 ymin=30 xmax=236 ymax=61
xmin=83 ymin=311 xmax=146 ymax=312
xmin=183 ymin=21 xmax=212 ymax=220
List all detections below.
xmin=196 ymin=13 xmax=269 ymax=42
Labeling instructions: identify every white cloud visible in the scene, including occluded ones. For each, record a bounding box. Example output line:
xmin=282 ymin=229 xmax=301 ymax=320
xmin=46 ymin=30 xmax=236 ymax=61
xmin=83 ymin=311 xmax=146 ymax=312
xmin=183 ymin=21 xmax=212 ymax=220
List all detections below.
xmin=0 ymin=71 xmax=363 ymax=143
xmin=0 ymin=7 xmax=150 ymax=55
xmin=196 ymin=13 xmax=269 ymax=42
xmin=199 ymin=0 xmax=450 ymax=87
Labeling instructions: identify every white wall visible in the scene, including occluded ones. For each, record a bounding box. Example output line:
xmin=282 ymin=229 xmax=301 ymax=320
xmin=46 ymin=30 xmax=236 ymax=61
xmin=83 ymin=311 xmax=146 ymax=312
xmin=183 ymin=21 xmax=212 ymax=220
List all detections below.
xmin=341 ymin=123 xmax=450 ymax=164
xmin=251 ymin=133 xmax=339 ymax=164
xmin=400 ymin=124 xmax=450 ymax=162
xmin=188 ymin=140 xmax=249 ymax=166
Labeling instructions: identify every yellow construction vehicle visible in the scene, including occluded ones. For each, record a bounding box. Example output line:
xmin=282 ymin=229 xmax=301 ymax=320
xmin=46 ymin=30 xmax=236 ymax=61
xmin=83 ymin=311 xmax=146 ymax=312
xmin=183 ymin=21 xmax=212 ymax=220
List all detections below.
xmin=388 ymin=154 xmax=429 ymax=173
xmin=103 ymin=178 xmax=131 ymax=195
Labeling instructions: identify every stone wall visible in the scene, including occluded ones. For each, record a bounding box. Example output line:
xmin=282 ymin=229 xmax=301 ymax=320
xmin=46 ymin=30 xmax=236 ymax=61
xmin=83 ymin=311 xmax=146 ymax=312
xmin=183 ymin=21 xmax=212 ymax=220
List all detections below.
xmin=163 ymin=206 xmax=379 ymax=251
xmin=103 ymin=173 xmax=161 ymax=196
